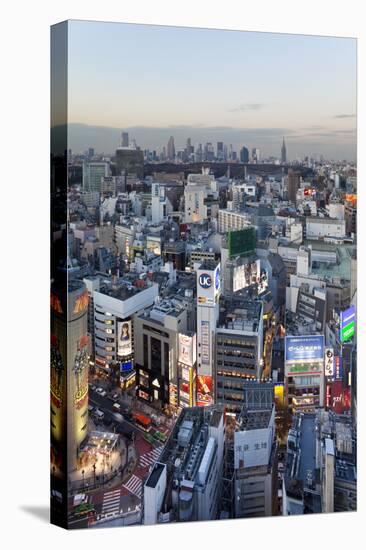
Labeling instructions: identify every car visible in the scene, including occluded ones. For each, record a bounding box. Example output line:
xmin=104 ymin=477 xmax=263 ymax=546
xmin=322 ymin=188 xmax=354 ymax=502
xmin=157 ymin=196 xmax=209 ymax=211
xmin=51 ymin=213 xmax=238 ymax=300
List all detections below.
xmin=96 ymin=387 xmax=104 ymax=394
xmin=113 ymin=402 xmax=122 ymax=412
xmin=111 ymin=393 xmax=119 ymax=402
xmin=112 ymin=412 xmax=124 ymax=423
xmin=93 ymin=409 xmax=104 ymax=420
xmin=100 ymin=390 xmax=107 ymax=397
xmin=88 ymin=405 xmax=94 ymax=413
xmin=91 ymin=385 xmax=96 ymax=391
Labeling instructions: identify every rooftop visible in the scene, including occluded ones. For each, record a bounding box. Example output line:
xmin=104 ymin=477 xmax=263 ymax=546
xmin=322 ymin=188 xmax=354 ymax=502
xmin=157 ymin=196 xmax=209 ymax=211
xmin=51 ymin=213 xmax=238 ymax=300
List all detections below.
xmin=145 ymin=462 xmax=165 ymax=489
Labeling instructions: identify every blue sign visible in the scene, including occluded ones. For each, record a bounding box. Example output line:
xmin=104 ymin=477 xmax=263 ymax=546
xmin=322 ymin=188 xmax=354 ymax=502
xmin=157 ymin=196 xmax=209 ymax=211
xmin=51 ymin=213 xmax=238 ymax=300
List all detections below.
xmin=285 ymin=335 xmax=324 ymax=362
xmin=199 ymin=273 xmax=212 ymax=289
xmin=340 ymin=305 xmax=356 ymax=343
xmin=120 ymin=360 xmax=133 ymax=372
xmin=215 ymin=267 xmax=220 ymax=290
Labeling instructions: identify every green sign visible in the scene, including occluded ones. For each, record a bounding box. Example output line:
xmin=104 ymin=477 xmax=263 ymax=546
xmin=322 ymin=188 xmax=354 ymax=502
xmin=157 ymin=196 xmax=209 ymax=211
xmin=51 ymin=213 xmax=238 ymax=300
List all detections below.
xmin=228 ymin=227 xmax=256 ymax=259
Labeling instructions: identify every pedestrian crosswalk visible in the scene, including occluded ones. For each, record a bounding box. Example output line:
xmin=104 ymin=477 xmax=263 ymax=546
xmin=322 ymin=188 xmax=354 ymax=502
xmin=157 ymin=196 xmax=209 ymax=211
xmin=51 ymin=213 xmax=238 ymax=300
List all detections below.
xmin=138 ymin=446 xmax=163 ymax=468
xmin=101 ymin=489 xmax=121 ymax=516
xmin=122 ymin=474 xmax=142 ymax=498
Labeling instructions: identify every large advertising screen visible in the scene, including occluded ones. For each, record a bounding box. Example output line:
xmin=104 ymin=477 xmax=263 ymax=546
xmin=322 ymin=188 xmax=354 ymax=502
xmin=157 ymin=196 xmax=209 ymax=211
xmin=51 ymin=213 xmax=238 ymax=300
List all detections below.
xmin=233 ymin=259 xmax=260 ymax=292
xmin=340 ymin=306 xmax=356 ymax=343
xmin=285 ymin=335 xmax=324 ymax=376
xmin=197 ymin=375 xmax=213 ymax=407
xmin=117 ymin=320 xmax=132 ymax=357
xmin=178 ymin=333 xmax=196 ymax=367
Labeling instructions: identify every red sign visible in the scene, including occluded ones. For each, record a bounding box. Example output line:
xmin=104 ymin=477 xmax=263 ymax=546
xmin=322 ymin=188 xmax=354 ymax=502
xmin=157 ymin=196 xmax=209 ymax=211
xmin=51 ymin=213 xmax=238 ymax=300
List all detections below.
xmin=329 ymin=380 xmax=350 ymax=414
xmin=50 ymin=293 xmax=63 ymax=314
xmin=197 ymin=375 xmax=213 ymax=407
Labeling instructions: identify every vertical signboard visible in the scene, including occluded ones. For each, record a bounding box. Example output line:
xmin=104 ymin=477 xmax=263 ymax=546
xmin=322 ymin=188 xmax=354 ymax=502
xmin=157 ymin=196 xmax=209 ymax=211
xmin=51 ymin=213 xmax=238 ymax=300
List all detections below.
xmin=201 ymin=321 xmax=210 ymax=366
xmin=178 ymin=333 xmax=196 ymax=367
xmin=334 ymin=356 xmax=343 ymax=381
xmin=324 ymin=348 xmax=334 ymax=377
xmin=340 ymin=306 xmax=356 ymax=343
xmin=117 ymin=320 xmax=132 ymax=357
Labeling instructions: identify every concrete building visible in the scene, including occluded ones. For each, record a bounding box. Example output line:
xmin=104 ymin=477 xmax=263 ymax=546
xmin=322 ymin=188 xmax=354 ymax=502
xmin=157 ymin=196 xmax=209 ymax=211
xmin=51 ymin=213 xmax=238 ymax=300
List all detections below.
xmin=306 ymin=217 xmax=346 ymax=240
xmin=134 ymin=299 xmax=187 ymax=406
xmin=93 ymin=276 xmax=159 ymax=372
xmin=151 ymin=183 xmax=168 ymax=223
xmin=143 ymin=406 xmax=225 ymax=524
xmin=216 ymin=297 xmax=263 ymax=414
xmin=283 ymin=410 xmax=357 ymax=515
xmin=234 ymin=403 xmax=277 ymax=517
xmin=287 ymin=169 xmax=300 ymax=203
xmin=184 ymin=172 xmax=219 ymax=223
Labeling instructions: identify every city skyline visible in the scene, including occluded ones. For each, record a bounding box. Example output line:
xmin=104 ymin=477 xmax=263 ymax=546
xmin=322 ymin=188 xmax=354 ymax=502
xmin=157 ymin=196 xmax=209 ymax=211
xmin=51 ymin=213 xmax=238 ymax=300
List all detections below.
xmin=67 ymin=21 xmax=357 ymax=160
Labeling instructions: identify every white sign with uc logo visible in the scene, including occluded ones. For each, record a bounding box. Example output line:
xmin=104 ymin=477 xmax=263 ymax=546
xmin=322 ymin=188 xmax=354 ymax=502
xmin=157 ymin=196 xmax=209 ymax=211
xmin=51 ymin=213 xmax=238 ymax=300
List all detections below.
xmin=199 ymin=273 xmax=212 ymax=288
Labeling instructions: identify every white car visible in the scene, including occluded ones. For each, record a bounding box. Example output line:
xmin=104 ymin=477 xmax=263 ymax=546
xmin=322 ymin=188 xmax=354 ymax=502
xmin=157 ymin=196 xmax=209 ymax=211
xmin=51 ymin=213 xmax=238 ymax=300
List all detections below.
xmin=100 ymin=390 xmax=107 ymax=397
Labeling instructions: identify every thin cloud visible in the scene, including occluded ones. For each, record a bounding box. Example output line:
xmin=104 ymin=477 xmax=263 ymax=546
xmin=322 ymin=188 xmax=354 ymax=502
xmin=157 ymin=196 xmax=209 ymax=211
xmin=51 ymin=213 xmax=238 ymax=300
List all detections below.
xmin=229 ymin=103 xmax=265 ymax=113
xmin=333 ymin=114 xmax=356 ymax=119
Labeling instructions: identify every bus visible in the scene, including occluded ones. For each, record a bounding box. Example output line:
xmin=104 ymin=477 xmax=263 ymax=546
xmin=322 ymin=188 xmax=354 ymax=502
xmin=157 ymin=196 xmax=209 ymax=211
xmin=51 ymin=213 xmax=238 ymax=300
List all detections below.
xmin=132 ymin=412 xmax=152 ymax=431
xmin=154 ymin=430 xmax=167 ymax=443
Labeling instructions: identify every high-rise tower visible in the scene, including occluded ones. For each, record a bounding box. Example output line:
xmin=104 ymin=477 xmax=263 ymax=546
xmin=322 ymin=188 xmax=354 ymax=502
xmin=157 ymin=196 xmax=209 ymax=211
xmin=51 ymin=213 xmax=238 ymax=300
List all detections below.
xmin=167 ymin=136 xmax=175 ymax=160
xmin=281 ymin=137 xmax=287 ymax=163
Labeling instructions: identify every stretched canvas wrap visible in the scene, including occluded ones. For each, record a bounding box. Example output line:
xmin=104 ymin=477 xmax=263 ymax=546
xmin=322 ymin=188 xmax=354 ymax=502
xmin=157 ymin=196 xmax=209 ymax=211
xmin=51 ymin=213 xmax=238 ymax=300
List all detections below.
xmin=50 ymin=20 xmax=357 ymax=529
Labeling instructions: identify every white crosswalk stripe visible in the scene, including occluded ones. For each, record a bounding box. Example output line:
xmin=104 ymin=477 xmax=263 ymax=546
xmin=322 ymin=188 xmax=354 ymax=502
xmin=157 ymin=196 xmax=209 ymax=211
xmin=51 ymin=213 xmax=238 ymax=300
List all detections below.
xmin=122 ymin=474 xmax=142 ymax=498
xmin=101 ymin=489 xmax=121 ymax=516
xmin=138 ymin=446 xmax=164 ymax=468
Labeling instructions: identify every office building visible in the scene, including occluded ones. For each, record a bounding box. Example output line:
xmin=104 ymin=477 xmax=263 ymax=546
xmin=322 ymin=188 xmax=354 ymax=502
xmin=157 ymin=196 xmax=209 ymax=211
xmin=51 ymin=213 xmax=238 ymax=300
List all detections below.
xmin=93 ymin=276 xmax=159 ymax=372
xmin=287 ymin=169 xmax=301 ymax=203
xmin=167 ymin=136 xmax=175 ymax=160
xmin=82 ymin=161 xmax=110 ymax=193
xmin=240 ymin=146 xmax=249 ymax=163
xmin=196 ymin=261 xmax=221 ymax=406
xmin=216 ymin=297 xmax=264 ymax=414
xmin=134 ymin=299 xmax=187 ymax=406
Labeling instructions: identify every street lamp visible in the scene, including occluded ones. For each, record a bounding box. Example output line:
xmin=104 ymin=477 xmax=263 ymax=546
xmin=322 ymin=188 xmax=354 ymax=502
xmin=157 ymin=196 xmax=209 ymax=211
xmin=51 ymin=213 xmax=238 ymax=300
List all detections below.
xmin=92 ymin=463 xmax=96 ymax=487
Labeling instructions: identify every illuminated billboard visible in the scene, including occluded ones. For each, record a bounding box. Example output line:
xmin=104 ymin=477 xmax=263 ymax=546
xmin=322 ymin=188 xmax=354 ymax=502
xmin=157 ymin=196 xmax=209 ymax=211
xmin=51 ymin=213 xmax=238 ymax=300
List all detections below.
xmin=197 ymin=375 xmax=213 ymax=407
xmin=233 ymin=259 xmax=261 ymax=292
xmin=178 ymin=333 xmax=197 ymax=367
xmin=334 ymin=356 xmax=343 ymax=381
xmin=117 ymin=320 xmax=132 ymax=357
xmin=340 ymin=306 xmax=356 ymax=343
xmin=285 ymin=335 xmax=324 ymax=375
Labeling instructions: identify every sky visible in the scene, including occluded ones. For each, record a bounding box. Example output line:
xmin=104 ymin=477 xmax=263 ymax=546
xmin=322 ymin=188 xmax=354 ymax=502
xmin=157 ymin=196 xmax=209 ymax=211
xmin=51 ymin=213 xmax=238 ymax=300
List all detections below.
xmin=67 ymin=20 xmax=357 ymax=160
